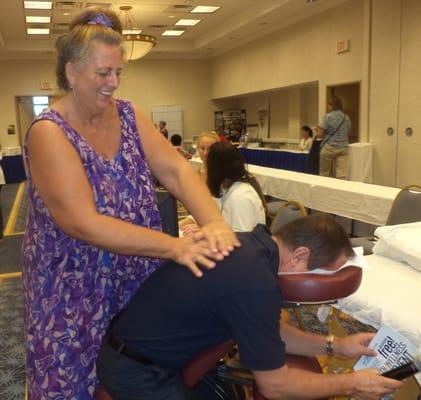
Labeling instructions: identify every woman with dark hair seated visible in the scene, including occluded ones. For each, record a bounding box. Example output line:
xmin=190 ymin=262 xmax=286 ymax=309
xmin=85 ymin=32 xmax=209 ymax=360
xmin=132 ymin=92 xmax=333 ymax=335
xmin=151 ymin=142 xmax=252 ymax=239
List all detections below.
xmin=184 ymin=143 xmax=267 ymax=233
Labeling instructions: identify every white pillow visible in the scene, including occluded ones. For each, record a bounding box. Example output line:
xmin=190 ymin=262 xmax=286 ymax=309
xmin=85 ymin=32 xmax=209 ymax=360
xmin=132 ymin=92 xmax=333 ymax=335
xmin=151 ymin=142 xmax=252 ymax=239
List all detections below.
xmin=372 ymin=222 xmax=421 ymax=272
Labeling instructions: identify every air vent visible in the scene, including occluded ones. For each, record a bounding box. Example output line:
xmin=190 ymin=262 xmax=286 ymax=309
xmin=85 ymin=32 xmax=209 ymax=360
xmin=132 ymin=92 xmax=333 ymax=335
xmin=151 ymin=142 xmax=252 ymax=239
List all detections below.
xmin=52 ymin=27 xmax=68 ymax=35
xmin=54 ymin=1 xmax=83 ymax=9
xmin=148 ymin=24 xmax=169 ymax=30
xmin=164 ymin=5 xmax=192 ymax=13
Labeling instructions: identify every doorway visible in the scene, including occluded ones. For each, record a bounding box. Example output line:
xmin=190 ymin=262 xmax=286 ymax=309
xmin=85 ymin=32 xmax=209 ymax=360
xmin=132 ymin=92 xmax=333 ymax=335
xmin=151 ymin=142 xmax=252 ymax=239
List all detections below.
xmin=326 ymin=82 xmax=360 ymax=143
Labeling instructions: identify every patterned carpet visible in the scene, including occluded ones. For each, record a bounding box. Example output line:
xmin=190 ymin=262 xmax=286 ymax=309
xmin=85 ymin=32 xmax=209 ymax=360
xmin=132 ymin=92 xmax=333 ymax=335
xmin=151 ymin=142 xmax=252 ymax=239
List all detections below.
xmin=0 ymin=276 xmax=25 ymax=400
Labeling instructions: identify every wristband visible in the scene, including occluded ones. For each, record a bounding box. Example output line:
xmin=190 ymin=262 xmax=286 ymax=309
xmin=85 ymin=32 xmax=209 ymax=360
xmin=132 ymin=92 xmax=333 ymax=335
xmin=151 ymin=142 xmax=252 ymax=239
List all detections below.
xmin=326 ymin=334 xmax=335 ymax=357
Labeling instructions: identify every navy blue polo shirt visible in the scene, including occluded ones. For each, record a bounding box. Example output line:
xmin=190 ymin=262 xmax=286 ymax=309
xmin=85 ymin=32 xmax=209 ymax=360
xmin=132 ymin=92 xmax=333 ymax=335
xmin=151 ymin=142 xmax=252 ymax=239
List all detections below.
xmin=112 ymin=224 xmax=285 ymax=371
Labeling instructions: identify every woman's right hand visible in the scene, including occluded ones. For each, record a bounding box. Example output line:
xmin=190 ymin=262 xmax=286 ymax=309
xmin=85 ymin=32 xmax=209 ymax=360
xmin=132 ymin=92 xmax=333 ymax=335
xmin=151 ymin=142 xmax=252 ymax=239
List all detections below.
xmin=169 ymin=236 xmax=224 ymax=278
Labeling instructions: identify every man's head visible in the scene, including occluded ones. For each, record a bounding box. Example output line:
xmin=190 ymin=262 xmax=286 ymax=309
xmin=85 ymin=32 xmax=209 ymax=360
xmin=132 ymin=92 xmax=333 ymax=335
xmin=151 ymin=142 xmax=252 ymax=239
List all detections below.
xmin=272 ymin=215 xmax=354 ymax=273
xmin=170 ymin=134 xmax=182 ymax=146
xmin=159 ymin=121 xmax=166 ymax=129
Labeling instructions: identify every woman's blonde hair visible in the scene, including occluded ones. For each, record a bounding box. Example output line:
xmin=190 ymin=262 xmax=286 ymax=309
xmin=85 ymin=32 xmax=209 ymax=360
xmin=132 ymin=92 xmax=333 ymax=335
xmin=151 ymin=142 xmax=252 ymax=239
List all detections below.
xmin=55 ymin=7 xmax=124 ymax=91
xmin=197 ymin=131 xmax=220 ymax=145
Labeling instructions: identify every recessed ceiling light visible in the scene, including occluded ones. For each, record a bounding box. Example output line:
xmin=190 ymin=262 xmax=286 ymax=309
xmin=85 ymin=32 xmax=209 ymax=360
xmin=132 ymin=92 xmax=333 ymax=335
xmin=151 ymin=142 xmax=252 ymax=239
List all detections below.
xmin=168 ymin=15 xmax=176 ymax=18
xmin=190 ymin=5 xmax=220 ymax=13
xmin=122 ymin=29 xmax=142 ymax=35
xmin=25 ymin=16 xmax=51 ymax=23
xmin=162 ymin=30 xmax=185 ymax=36
xmin=27 ymin=27 xmax=50 ymax=35
xmin=306 ymin=0 xmax=317 ymax=3
xmin=24 ymin=1 xmax=52 ymax=10
xmin=175 ymin=19 xmax=201 ymax=26
xmin=62 ymin=12 xmax=70 ymax=16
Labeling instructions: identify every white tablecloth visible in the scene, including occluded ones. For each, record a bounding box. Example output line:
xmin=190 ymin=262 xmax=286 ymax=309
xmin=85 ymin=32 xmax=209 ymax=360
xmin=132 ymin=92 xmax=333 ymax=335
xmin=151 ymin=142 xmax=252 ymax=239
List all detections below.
xmin=190 ymin=158 xmax=399 ymax=225
xmin=337 ymin=254 xmax=421 ymax=353
xmin=348 ymin=142 xmax=373 ymax=183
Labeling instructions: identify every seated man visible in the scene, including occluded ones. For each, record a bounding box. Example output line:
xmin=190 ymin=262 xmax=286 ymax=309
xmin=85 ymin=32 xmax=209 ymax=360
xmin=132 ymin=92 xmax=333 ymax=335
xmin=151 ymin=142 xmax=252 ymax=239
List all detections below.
xmin=97 ymin=215 xmax=402 ymax=400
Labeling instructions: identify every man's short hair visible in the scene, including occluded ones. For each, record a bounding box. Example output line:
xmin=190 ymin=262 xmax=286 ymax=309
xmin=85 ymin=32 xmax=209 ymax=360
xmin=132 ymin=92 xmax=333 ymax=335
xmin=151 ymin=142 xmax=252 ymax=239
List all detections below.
xmin=170 ymin=134 xmax=182 ymax=146
xmin=273 ymin=215 xmax=354 ymax=269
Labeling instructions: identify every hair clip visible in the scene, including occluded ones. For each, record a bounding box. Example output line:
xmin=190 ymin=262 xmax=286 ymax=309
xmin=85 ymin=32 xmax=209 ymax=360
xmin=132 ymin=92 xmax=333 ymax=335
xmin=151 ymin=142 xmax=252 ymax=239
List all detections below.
xmin=87 ymin=13 xmax=113 ymax=28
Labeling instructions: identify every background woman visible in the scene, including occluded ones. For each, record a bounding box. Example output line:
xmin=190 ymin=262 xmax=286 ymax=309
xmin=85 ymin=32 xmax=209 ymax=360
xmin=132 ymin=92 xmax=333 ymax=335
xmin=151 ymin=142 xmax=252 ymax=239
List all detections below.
xmin=196 ymin=131 xmax=220 ymax=181
xmin=298 ymin=125 xmax=313 ymax=151
xmin=183 ymin=143 xmax=267 ymax=233
xmin=318 ymin=95 xmax=351 ymax=179
xmin=22 ymin=8 xmax=238 ymax=399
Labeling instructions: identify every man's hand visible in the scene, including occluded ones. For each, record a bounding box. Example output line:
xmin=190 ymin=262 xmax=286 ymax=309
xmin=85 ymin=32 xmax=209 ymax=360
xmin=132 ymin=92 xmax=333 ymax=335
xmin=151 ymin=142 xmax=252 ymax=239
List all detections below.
xmin=350 ymin=369 xmax=402 ymax=400
xmin=336 ymin=333 xmax=377 ymax=359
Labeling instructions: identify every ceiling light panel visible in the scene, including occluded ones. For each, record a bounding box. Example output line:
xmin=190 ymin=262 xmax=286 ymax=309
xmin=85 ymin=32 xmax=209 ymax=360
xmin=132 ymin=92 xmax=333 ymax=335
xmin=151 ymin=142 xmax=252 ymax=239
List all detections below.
xmin=27 ymin=28 xmax=50 ymax=34
xmin=25 ymin=16 xmax=51 ymax=23
xmin=122 ymin=29 xmax=142 ymax=35
xmin=24 ymin=1 xmax=53 ymax=9
xmin=175 ymin=19 xmax=201 ymax=26
xmin=162 ymin=30 xmax=185 ymax=36
xmin=190 ymin=6 xmax=220 ymax=13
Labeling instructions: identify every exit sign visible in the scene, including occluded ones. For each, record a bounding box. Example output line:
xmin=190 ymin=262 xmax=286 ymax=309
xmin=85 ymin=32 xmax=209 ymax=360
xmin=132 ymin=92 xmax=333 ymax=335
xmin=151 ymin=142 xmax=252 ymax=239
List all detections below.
xmin=336 ymin=39 xmax=350 ymax=54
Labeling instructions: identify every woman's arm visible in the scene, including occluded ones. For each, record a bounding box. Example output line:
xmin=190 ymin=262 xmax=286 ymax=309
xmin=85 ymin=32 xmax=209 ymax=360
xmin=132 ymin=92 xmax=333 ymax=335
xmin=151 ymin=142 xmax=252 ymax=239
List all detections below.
xmin=27 ymin=120 xmax=221 ymax=277
xmin=134 ymin=108 xmax=240 ymax=253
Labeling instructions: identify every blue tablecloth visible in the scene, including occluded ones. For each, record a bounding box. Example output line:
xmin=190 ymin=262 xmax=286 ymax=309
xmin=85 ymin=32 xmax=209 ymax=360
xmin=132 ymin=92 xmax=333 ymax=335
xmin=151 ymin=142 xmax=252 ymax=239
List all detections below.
xmin=239 ymin=148 xmax=308 ymax=172
xmin=1 ymin=155 xmax=26 ymax=183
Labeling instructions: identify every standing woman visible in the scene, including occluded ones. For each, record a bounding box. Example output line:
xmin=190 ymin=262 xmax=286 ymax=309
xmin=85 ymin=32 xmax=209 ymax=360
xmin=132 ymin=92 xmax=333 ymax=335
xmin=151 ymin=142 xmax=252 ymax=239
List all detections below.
xmin=22 ymin=8 xmax=238 ymax=399
xmin=318 ymin=95 xmax=351 ymax=179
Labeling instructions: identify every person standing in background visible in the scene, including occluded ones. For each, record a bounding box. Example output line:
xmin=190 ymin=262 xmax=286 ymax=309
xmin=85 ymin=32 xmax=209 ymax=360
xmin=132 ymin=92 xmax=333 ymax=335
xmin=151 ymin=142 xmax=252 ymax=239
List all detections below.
xmin=159 ymin=120 xmax=169 ymax=139
xmin=22 ymin=7 xmax=238 ymax=399
xmin=318 ymin=95 xmax=351 ymax=179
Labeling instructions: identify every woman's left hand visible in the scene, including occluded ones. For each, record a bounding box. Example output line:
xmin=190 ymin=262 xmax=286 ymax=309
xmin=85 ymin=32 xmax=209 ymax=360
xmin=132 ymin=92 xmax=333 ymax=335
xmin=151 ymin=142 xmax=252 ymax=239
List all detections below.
xmin=335 ymin=333 xmax=377 ymax=359
xmin=193 ymin=220 xmax=240 ymax=256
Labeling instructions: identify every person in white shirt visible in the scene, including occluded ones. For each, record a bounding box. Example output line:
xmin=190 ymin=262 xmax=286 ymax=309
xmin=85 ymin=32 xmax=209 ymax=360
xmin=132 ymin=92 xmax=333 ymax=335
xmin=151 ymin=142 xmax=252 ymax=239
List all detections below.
xmin=298 ymin=125 xmax=313 ymax=151
xmin=183 ymin=142 xmax=267 ymax=233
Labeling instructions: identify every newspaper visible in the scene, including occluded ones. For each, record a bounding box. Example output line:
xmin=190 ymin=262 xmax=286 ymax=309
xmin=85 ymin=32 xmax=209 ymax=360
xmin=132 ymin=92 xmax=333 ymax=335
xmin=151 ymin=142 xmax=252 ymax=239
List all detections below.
xmin=354 ymin=325 xmax=420 ymax=385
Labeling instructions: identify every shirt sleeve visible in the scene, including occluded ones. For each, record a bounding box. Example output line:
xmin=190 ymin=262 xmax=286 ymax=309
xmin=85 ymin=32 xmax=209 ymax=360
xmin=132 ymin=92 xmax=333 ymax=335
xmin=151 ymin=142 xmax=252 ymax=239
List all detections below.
xmin=320 ymin=114 xmax=329 ymax=130
xmin=211 ymin=290 xmax=285 ymax=371
xmin=222 ymin=185 xmax=265 ymax=232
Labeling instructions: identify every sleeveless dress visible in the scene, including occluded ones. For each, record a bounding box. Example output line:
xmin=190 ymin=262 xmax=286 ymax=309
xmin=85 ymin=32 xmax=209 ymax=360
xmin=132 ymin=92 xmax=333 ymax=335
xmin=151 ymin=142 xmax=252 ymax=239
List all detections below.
xmin=22 ymin=99 xmax=163 ymax=399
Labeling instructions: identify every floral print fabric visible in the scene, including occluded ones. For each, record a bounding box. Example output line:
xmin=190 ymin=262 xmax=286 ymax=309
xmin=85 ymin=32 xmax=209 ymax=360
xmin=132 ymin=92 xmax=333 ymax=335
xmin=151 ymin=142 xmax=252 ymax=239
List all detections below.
xmin=22 ymin=99 xmax=163 ymax=399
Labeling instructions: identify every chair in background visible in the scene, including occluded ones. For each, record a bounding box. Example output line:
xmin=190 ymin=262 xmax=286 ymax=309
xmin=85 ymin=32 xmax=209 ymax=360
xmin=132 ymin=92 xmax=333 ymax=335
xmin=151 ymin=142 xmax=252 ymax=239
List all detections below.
xmin=351 ymin=185 xmax=421 ymax=255
xmin=270 ymin=200 xmax=308 ymax=234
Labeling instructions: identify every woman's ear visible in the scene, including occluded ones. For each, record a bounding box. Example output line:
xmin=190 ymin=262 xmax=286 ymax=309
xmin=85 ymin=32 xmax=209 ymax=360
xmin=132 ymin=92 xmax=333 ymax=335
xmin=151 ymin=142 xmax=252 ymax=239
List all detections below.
xmin=65 ymin=62 xmax=75 ymax=88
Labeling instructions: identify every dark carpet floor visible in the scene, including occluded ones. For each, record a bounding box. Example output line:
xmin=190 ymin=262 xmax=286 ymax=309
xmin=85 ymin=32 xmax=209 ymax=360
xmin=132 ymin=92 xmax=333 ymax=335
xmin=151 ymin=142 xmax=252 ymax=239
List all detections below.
xmin=0 ymin=236 xmax=22 ymax=274
xmin=0 ymin=277 xmax=25 ymax=400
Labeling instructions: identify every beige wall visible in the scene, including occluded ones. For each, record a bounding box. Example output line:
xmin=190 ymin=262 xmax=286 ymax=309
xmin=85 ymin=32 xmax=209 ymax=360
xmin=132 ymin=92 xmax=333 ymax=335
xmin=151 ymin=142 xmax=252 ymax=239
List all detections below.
xmin=211 ymin=0 xmax=365 ymax=126
xmin=0 ymin=59 xmax=214 ymax=149
xmin=116 ymin=59 xmax=214 ymax=139
xmin=0 ymin=60 xmax=56 ymax=149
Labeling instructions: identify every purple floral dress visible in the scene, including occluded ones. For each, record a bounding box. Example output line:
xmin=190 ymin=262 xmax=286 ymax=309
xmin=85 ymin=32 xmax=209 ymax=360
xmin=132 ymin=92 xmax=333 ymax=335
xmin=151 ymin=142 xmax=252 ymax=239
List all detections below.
xmin=22 ymin=99 xmax=163 ymax=399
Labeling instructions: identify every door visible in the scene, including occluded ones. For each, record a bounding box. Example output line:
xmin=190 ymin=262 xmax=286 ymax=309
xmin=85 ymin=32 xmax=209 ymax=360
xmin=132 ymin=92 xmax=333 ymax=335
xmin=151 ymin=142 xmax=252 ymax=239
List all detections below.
xmin=368 ymin=0 xmax=401 ymax=187
xmin=395 ymin=0 xmax=421 ymax=187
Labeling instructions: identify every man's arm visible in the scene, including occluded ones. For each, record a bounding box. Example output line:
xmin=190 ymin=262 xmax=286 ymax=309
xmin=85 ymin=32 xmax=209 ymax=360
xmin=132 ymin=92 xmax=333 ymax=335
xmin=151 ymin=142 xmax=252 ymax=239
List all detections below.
xmin=253 ymin=364 xmax=401 ymax=400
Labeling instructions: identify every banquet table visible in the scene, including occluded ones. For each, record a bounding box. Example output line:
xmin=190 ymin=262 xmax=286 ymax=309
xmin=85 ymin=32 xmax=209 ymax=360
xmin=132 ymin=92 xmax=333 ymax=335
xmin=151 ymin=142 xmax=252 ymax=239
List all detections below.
xmin=190 ymin=158 xmax=399 ymax=226
xmin=239 ymin=142 xmax=373 ymax=183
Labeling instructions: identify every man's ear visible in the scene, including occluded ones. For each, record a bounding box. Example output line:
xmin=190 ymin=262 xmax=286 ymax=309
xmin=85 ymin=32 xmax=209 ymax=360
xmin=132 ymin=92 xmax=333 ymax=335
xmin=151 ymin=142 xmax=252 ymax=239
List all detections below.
xmin=291 ymin=246 xmax=310 ymax=270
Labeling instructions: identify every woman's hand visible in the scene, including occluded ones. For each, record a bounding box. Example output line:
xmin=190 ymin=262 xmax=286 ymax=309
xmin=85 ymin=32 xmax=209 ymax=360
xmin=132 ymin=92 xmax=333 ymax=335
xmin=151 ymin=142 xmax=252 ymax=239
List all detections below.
xmin=181 ymin=223 xmax=201 ymax=237
xmin=335 ymin=333 xmax=377 ymax=359
xmin=169 ymin=236 xmax=225 ymax=278
xmin=193 ymin=220 xmax=240 ymax=256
